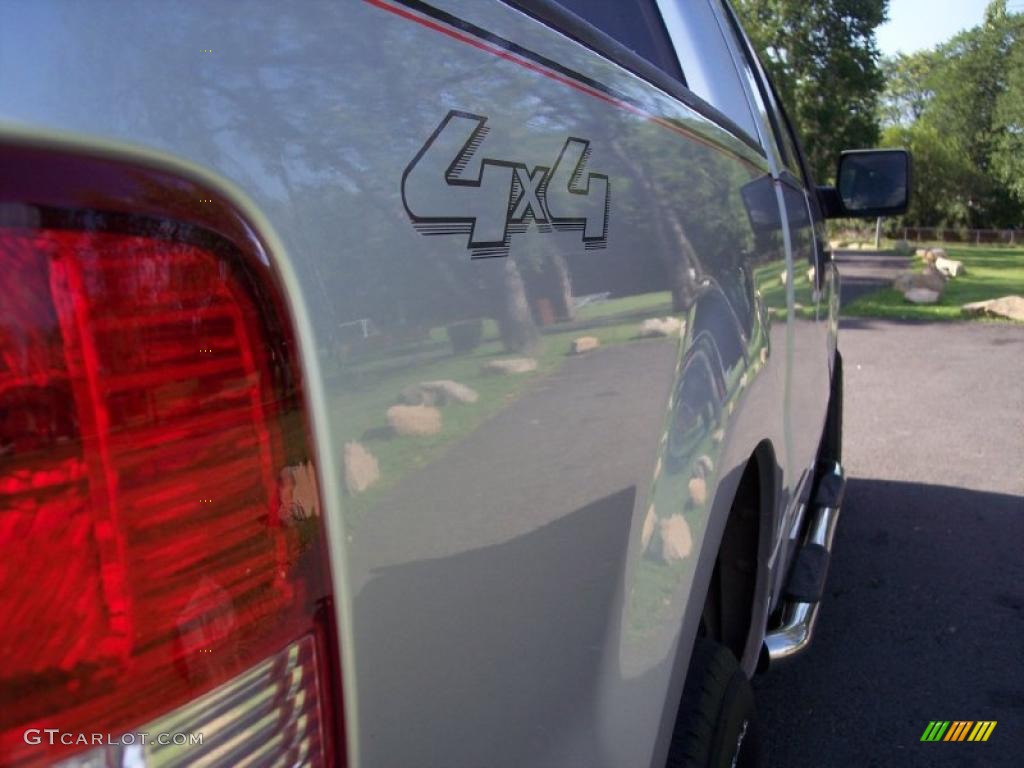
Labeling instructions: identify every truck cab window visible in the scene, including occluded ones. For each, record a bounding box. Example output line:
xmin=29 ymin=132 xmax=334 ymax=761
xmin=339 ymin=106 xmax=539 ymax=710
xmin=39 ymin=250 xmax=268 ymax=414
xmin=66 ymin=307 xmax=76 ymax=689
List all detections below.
xmin=555 ymin=0 xmax=685 ymax=83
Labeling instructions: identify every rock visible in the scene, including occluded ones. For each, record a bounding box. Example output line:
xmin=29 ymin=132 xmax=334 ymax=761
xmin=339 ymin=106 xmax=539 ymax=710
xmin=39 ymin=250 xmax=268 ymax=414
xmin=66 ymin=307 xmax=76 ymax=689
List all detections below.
xmin=695 ymin=455 xmax=714 ymax=477
xmin=894 ymin=240 xmax=913 ymax=255
xmin=660 ymin=515 xmax=693 ymax=562
xmin=904 ymin=288 xmax=940 ymax=304
xmin=688 ymin=476 xmax=707 ymax=506
xmin=400 ymin=380 xmax=479 ymax=406
xmin=642 ymin=504 xmax=657 ymax=551
xmin=420 ymin=379 xmax=479 ymax=404
xmin=386 ymin=404 xmax=442 ymax=436
xmin=571 ymin=336 xmax=600 ymax=354
xmin=397 ymin=384 xmax=440 ymax=407
xmin=934 ymin=256 xmax=965 ymax=278
xmin=639 ymin=317 xmax=684 ymax=338
xmin=483 ymin=357 xmax=537 ymax=375
xmin=343 ymin=441 xmax=380 ymax=494
xmin=894 ymin=266 xmax=946 ymax=294
xmin=962 ymin=295 xmax=1024 ymax=322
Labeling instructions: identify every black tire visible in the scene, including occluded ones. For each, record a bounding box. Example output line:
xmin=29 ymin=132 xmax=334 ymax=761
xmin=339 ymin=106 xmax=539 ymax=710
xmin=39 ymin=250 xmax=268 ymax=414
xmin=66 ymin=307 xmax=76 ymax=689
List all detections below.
xmin=665 ymin=640 xmax=763 ymax=768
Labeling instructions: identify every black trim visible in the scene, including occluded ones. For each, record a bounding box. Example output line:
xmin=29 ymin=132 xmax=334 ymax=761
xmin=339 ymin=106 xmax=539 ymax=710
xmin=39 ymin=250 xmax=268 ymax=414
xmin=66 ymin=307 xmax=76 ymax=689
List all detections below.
xmin=516 ymin=0 xmax=685 ymax=85
xmin=835 ymin=148 xmax=912 ymax=219
xmin=502 ymin=0 xmax=761 ymax=153
xmin=388 ymin=0 xmax=765 ymax=157
xmin=719 ymin=1 xmax=794 ymax=171
xmin=816 ymin=186 xmax=843 ymax=219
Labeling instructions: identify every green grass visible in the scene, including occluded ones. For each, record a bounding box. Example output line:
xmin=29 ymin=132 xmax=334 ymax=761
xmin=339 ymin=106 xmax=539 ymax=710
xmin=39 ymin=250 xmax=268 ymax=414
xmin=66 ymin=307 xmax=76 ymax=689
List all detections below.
xmin=753 ymin=257 xmax=819 ymax=320
xmin=333 ymin=295 xmax=684 ymax=522
xmin=843 ymin=245 xmax=1024 ymax=322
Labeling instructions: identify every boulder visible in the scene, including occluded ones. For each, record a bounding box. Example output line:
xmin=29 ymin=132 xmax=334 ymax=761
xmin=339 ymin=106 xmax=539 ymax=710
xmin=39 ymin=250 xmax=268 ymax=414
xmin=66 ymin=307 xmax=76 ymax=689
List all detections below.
xmin=894 ymin=266 xmax=946 ymax=294
xmin=934 ymin=256 xmax=965 ymax=278
xmin=343 ymin=441 xmax=380 ymax=494
xmin=386 ymin=404 xmax=442 ymax=436
xmin=483 ymin=357 xmax=537 ymax=375
xmin=904 ymin=288 xmax=940 ymax=305
xmin=660 ymin=515 xmax=693 ymax=562
xmin=688 ymin=476 xmax=707 ymax=506
xmin=642 ymin=504 xmax=657 ymax=551
xmin=962 ymin=295 xmax=1024 ymax=322
xmin=397 ymin=384 xmax=440 ymax=407
xmin=639 ymin=317 xmax=684 ymax=338
xmin=695 ymin=455 xmax=714 ymax=477
xmin=420 ymin=379 xmax=479 ymax=404
xmin=571 ymin=336 xmax=600 ymax=354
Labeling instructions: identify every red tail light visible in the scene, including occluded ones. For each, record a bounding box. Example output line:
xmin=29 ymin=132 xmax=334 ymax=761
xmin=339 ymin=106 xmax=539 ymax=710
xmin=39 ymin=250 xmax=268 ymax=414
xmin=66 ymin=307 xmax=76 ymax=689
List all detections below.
xmin=0 ymin=145 xmax=340 ymax=766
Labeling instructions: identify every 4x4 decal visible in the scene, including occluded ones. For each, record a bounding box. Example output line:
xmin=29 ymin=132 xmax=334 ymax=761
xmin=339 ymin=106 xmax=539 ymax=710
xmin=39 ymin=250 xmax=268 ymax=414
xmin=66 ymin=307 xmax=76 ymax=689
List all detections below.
xmin=401 ymin=110 xmax=610 ymax=259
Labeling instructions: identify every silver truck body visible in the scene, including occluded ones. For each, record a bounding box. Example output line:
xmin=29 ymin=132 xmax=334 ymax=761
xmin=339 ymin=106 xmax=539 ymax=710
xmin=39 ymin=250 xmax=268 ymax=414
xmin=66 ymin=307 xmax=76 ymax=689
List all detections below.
xmin=0 ymin=1 xmax=839 ymax=765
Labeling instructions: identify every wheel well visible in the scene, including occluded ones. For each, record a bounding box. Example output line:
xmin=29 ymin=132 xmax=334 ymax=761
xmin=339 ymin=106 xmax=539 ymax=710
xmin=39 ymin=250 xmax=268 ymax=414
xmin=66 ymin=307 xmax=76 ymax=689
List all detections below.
xmin=700 ymin=446 xmax=771 ymax=661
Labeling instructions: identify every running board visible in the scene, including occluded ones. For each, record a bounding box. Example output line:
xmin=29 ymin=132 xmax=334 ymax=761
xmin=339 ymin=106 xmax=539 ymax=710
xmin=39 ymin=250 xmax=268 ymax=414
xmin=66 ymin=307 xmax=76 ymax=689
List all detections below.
xmin=763 ymin=462 xmax=845 ymax=663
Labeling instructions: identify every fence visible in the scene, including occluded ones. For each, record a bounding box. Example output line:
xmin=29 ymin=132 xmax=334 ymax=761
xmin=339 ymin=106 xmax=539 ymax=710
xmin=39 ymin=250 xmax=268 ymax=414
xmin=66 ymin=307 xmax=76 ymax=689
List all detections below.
xmin=894 ymin=227 xmax=1021 ymax=245
xmin=833 ymin=225 xmax=1022 ymax=246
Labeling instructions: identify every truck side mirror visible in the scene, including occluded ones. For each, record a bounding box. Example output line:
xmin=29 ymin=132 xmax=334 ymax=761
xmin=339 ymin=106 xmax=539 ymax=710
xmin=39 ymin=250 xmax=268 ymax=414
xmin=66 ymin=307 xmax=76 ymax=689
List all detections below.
xmin=818 ymin=149 xmax=911 ymax=219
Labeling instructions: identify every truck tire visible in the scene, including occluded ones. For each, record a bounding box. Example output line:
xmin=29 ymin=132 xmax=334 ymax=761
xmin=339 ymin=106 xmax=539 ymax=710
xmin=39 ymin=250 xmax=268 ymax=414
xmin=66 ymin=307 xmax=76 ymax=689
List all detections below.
xmin=666 ymin=640 xmax=762 ymax=768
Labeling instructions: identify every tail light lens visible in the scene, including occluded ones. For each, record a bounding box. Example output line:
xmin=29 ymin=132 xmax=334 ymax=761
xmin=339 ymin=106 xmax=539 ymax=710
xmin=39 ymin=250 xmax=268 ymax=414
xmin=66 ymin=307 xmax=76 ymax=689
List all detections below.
xmin=0 ymin=146 xmax=340 ymax=766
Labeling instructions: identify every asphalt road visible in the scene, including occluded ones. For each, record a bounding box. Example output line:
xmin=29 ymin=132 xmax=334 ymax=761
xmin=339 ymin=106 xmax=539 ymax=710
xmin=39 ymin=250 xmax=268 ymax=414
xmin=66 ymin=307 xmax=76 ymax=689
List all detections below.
xmin=756 ymin=256 xmax=1024 ymax=766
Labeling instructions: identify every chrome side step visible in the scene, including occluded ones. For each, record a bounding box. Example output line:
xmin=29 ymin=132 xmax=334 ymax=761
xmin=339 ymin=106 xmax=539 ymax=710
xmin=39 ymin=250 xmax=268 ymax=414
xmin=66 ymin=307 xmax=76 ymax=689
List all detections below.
xmin=764 ymin=462 xmax=845 ymax=663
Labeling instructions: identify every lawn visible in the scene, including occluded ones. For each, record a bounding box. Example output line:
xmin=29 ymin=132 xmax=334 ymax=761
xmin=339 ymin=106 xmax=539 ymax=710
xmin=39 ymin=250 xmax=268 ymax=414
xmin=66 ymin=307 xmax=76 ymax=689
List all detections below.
xmin=842 ymin=245 xmax=1024 ymax=321
xmin=331 ymin=292 xmax=684 ymax=523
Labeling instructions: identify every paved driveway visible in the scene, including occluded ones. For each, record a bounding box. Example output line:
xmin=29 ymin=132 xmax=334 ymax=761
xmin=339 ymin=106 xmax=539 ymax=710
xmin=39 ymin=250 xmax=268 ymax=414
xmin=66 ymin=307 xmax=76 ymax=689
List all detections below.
xmin=756 ymin=256 xmax=1024 ymax=766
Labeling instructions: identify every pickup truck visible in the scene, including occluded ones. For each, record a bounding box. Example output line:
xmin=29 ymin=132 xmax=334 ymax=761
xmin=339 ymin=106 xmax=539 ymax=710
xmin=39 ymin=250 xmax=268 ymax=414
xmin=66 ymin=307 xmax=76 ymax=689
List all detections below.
xmin=0 ymin=1 xmax=909 ymax=766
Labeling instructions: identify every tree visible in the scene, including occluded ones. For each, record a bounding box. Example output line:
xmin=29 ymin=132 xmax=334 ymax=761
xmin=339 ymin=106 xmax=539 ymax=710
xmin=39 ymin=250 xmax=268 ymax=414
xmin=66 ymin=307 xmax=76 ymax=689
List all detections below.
xmin=880 ymin=123 xmax=983 ymax=228
xmin=913 ymin=0 xmax=1024 ymax=226
xmin=878 ymin=51 xmax=937 ymax=128
xmin=733 ymin=0 xmax=888 ymax=181
xmin=991 ymin=17 xmax=1024 ymax=214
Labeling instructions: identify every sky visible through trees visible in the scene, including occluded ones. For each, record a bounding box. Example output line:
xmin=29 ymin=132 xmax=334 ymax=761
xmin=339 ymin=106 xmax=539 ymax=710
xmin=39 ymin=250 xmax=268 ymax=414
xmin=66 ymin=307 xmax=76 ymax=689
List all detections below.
xmin=734 ymin=0 xmax=1023 ymax=229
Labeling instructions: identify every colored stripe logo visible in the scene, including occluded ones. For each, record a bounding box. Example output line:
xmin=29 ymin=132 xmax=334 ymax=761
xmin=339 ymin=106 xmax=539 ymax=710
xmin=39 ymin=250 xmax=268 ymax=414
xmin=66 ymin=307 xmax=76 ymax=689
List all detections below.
xmin=921 ymin=721 xmax=996 ymax=742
